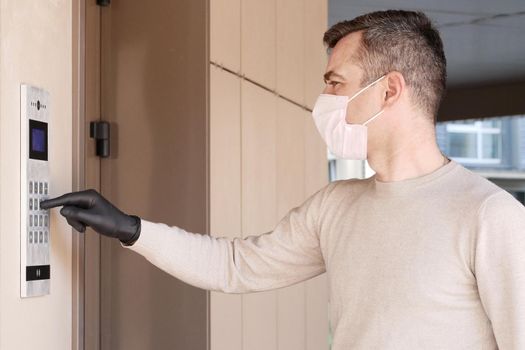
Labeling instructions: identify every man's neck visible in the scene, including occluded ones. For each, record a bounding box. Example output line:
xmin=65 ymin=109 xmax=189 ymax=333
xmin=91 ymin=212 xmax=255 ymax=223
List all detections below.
xmin=369 ymin=135 xmax=448 ymax=183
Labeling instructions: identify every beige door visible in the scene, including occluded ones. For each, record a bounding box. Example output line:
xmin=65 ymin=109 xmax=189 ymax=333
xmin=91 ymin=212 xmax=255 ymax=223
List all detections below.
xmin=84 ymin=0 xmax=209 ymax=349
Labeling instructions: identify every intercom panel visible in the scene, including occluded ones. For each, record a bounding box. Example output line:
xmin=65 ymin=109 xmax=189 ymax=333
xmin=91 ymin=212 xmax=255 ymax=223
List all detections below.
xmin=20 ymin=84 xmax=51 ymax=298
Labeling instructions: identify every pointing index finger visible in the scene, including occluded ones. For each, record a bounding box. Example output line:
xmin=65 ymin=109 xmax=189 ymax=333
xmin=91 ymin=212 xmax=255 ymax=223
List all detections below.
xmin=40 ymin=190 xmax=95 ymax=210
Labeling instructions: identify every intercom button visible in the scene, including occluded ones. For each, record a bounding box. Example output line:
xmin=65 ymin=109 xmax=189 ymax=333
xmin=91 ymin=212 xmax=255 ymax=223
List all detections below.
xmin=44 ymin=182 xmax=48 ymax=195
xmin=29 ymin=198 xmax=33 ymax=211
xmin=29 ymin=231 xmax=33 ymax=244
xmin=39 ymin=231 xmax=43 ymax=244
xmin=44 ymin=231 xmax=48 ymax=243
xmin=29 ymin=181 xmax=33 ymax=194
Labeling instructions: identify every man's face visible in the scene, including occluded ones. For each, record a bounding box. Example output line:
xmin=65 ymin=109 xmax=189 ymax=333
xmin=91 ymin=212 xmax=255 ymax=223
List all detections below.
xmin=322 ymin=31 xmax=386 ymax=126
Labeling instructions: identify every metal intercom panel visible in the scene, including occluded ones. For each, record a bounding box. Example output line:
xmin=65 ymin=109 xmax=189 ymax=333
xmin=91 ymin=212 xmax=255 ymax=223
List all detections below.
xmin=20 ymin=84 xmax=51 ymax=298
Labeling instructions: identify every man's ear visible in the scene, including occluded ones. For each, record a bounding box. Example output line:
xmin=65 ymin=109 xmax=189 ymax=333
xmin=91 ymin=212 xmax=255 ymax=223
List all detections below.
xmin=383 ymin=71 xmax=405 ymax=106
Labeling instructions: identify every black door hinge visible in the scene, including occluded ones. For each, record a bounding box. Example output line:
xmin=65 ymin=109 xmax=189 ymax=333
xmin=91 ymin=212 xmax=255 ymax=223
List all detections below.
xmin=97 ymin=0 xmax=110 ymax=6
xmin=90 ymin=121 xmax=110 ymax=158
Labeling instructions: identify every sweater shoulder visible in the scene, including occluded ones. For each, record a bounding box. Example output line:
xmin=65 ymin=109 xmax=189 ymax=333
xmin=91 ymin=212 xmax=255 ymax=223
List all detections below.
xmin=320 ymin=176 xmax=372 ymax=206
xmin=451 ymin=163 xmax=507 ymax=202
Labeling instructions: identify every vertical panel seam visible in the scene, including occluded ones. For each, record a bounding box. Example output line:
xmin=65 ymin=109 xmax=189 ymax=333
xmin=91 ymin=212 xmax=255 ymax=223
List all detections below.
xmin=205 ymin=0 xmax=212 ymax=349
xmin=239 ymin=20 xmax=244 ymax=347
xmin=301 ymin=1 xmax=308 ymax=348
xmin=239 ymin=1 xmax=244 ymax=349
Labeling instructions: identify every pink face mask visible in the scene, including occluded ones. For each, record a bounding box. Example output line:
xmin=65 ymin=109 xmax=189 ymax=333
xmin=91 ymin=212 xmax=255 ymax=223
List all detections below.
xmin=311 ymin=75 xmax=386 ymax=160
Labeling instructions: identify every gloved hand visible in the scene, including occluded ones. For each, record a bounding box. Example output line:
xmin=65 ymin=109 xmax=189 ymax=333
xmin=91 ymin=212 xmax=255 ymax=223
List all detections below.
xmin=40 ymin=189 xmax=141 ymax=246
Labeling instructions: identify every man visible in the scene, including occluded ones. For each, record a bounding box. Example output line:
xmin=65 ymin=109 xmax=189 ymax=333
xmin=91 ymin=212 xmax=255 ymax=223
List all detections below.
xmin=42 ymin=10 xmax=525 ymax=349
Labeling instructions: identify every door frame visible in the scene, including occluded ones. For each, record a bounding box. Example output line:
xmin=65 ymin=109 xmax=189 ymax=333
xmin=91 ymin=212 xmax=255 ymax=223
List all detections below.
xmin=71 ymin=0 xmax=84 ymax=348
xmin=72 ymin=0 xmax=103 ymax=349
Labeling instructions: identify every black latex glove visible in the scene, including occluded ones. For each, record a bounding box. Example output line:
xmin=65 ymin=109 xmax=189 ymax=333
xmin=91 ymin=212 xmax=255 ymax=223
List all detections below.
xmin=40 ymin=189 xmax=141 ymax=246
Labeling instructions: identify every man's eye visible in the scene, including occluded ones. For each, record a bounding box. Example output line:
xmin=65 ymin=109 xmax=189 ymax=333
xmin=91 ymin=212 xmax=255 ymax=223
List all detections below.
xmin=323 ymin=78 xmax=342 ymax=87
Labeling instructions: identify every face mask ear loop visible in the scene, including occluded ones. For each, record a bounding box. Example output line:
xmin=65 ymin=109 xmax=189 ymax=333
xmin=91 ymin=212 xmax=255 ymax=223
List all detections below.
xmin=362 ymin=109 xmax=384 ymax=126
xmin=348 ymin=75 xmax=387 ymax=103
xmin=358 ymin=75 xmax=387 ymax=126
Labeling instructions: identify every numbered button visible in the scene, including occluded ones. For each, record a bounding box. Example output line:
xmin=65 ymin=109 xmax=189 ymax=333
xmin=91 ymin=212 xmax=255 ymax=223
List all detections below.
xmin=29 ymin=198 xmax=33 ymax=211
xmin=29 ymin=181 xmax=33 ymax=194
xmin=44 ymin=215 xmax=49 ymax=227
xmin=39 ymin=231 xmax=43 ymax=244
xmin=44 ymin=182 xmax=48 ymax=195
xmin=44 ymin=231 xmax=48 ymax=243
xmin=39 ymin=182 xmax=43 ymax=194
xmin=29 ymin=232 xmax=33 ymax=244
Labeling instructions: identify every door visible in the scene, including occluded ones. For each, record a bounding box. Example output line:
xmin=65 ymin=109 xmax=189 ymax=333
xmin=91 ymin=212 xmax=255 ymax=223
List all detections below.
xmin=84 ymin=0 xmax=209 ymax=349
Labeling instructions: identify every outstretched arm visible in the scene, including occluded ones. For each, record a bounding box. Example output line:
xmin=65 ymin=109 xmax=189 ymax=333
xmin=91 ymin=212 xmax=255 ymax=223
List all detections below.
xmin=41 ymin=183 xmax=337 ymax=294
xmin=122 ymin=183 xmax=334 ymax=293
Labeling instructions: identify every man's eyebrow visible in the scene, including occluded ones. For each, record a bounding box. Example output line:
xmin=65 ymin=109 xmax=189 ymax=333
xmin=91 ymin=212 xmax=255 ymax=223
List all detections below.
xmin=323 ymin=70 xmax=345 ymax=82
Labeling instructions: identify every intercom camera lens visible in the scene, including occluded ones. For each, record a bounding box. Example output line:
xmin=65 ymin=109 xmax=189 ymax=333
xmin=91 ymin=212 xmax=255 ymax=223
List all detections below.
xmin=37 ymin=100 xmax=40 ymax=110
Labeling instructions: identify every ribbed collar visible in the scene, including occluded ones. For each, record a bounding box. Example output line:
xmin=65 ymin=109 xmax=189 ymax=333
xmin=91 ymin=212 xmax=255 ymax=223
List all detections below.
xmin=370 ymin=158 xmax=459 ymax=196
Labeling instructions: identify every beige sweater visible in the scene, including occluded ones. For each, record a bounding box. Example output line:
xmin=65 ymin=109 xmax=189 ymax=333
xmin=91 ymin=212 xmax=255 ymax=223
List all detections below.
xmin=122 ymin=159 xmax=525 ymax=349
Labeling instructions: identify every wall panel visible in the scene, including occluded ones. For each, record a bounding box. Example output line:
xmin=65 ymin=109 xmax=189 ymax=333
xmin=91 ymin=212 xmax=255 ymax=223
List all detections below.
xmin=210 ymin=0 xmax=329 ymax=348
xmin=276 ymin=100 xmax=307 ymax=350
xmin=241 ymin=0 xmax=276 ymax=89
xmin=241 ymin=80 xmax=278 ymax=350
xmin=304 ymin=0 xmax=328 ymax=109
xmin=210 ymin=65 xmax=243 ymax=350
xmin=276 ymin=0 xmax=305 ymax=103
xmin=304 ymin=112 xmax=330 ymax=349
xmin=211 ymin=0 xmax=241 ymax=72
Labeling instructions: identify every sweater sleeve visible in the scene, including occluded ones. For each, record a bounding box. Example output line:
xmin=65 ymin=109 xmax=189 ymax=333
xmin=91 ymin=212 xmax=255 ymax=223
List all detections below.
xmin=474 ymin=190 xmax=525 ymax=350
xmin=120 ymin=182 xmax=337 ymax=294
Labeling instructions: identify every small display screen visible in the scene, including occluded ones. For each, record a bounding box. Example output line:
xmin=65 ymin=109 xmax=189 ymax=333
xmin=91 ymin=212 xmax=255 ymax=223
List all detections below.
xmin=32 ymin=128 xmax=46 ymax=152
xmin=29 ymin=119 xmax=48 ymax=161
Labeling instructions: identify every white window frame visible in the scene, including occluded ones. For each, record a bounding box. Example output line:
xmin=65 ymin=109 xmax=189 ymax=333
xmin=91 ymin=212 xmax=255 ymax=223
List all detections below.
xmin=446 ymin=120 xmax=502 ymax=165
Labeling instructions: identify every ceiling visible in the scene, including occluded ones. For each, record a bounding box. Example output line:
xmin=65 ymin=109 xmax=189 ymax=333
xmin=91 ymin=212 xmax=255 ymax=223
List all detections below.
xmin=328 ymin=0 xmax=525 ymax=88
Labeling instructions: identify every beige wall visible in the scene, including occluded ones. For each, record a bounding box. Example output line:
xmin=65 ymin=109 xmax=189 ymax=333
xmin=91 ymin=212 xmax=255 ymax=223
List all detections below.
xmin=0 ymin=0 xmax=73 ymax=349
xmin=210 ymin=0 xmax=330 ymax=349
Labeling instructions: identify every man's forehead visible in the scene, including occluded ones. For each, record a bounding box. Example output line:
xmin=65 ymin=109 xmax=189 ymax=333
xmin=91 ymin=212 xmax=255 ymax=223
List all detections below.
xmin=325 ymin=31 xmax=362 ymax=76
xmin=331 ymin=32 xmax=361 ymax=62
